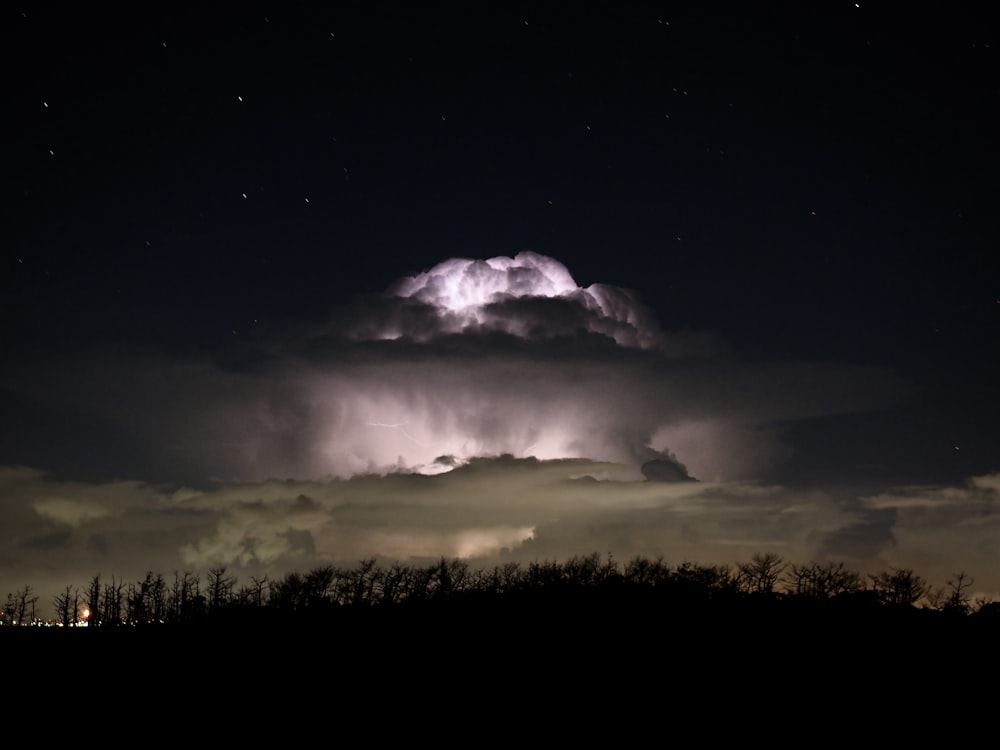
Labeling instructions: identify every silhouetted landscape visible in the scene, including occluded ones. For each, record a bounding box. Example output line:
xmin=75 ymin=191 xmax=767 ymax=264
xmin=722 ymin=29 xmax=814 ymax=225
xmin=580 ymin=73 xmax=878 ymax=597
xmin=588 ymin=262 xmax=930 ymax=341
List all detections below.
xmin=7 ymin=551 xmax=999 ymax=730
xmin=7 ymin=553 xmax=999 ymax=654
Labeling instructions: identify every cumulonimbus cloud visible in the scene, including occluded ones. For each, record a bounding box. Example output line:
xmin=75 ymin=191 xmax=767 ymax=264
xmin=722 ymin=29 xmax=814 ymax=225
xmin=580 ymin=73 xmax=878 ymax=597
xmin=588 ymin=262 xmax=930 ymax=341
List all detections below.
xmin=0 ymin=250 xmax=907 ymax=486
xmin=0 ymin=247 xmax=989 ymax=616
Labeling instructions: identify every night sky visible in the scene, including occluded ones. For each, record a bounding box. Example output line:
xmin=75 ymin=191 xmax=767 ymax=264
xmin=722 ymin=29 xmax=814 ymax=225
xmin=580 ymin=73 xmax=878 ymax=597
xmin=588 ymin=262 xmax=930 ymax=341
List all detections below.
xmin=3 ymin=3 xmax=998 ymax=616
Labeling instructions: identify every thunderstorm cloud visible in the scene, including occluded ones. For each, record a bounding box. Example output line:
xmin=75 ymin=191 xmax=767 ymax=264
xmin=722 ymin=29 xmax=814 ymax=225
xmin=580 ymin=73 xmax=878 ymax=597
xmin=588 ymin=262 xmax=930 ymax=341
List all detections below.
xmin=6 ymin=250 xmax=986 ymax=612
xmin=0 ymin=251 xmax=906 ymax=484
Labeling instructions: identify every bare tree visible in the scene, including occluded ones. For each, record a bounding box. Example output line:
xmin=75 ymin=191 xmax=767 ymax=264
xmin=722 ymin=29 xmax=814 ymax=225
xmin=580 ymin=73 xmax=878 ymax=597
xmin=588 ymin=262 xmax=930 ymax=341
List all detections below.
xmin=526 ymin=560 xmax=563 ymax=590
xmin=937 ymin=571 xmax=974 ymax=614
xmin=623 ymin=555 xmax=671 ymax=587
xmin=340 ymin=558 xmax=379 ymax=607
xmin=206 ymin=567 xmax=236 ymax=613
xmin=248 ymin=575 xmax=268 ymax=609
xmin=168 ymin=571 xmax=202 ymax=623
xmin=101 ymin=577 xmax=125 ymax=626
xmin=788 ymin=561 xmax=864 ymax=599
xmin=86 ymin=574 xmax=102 ymax=627
xmin=302 ymin=565 xmax=336 ymax=607
xmin=426 ymin=557 xmax=472 ymax=599
xmin=869 ymin=568 xmax=930 ymax=607
xmin=562 ymin=553 xmax=620 ymax=587
xmin=672 ymin=561 xmax=736 ymax=593
xmin=5 ymin=586 xmax=38 ymax=626
xmin=737 ymin=552 xmax=787 ymax=595
xmin=494 ymin=561 xmax=524 ymax=594
xmin=375 ymin=562 xmax=416 ymax=605
xmin=53 ymin=585 xmax=77 ymax=627
xmin=128 ymin=572 xmax=167 ymax=623
xmin=269 ymin=571 xmax=306 ymax=611
xmin=233 ymin=575 xmax=269 ymax=610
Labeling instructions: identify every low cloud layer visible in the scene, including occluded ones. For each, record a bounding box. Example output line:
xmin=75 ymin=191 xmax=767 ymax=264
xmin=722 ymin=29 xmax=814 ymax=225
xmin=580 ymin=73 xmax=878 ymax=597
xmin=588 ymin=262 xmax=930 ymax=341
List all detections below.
xmin=855 ymin=475 xmax=1000 ymax=583
xmin=4 ymin=460 xmax=1000 ymax=617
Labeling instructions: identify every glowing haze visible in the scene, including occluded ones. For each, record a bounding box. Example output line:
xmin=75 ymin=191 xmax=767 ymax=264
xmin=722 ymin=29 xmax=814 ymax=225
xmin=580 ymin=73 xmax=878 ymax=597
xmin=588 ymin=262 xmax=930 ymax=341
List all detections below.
xmin=230 ymin=250 xmax=892 ymax=482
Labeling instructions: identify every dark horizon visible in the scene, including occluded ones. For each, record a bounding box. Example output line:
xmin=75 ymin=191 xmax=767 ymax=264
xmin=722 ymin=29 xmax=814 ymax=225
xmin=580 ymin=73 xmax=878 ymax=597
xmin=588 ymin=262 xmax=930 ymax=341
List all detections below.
xmin=4 ymin=550 xmax=993 ymax=626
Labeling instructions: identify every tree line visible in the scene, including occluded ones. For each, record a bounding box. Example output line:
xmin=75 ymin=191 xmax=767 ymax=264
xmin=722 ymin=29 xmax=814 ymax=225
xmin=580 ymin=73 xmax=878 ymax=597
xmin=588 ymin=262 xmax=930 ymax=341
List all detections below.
xmin=4 ymin=552 xmax=998 ymax=628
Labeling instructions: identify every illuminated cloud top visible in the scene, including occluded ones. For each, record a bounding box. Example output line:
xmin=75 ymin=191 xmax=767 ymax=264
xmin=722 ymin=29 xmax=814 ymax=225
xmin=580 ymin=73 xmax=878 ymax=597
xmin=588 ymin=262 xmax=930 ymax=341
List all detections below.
xmin=355 ymin=251 xmax=668 ymax=351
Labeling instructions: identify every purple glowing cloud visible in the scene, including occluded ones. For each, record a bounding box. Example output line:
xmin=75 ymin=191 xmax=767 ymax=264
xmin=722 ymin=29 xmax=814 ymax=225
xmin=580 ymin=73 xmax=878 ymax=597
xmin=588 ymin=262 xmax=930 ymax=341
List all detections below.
xmin=344 ymin=250 xmax=675 ymax=351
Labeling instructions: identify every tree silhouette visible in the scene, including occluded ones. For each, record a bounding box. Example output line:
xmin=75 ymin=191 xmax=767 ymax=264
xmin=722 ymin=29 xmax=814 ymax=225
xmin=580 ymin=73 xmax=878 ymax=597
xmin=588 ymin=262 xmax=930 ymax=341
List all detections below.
xmin=206 ymin=567 xmax=235 ymax=614
xmin=6 ymin=553 xmax=1000 ymax=634
xmin=736 ymin=552 xmax=787 ymax=595
xmin=101 ymin=577 xmax=125 ymax=626
xmin=562 ymin=552 xmax=619 ymax=588
xmin=127 ymin=572 xmax=167 ymax=624
xmin=4 ymin=586 xmax=38 ymax=626
xmin=249 ymin=575 xmax=268 ymax=608
xmin=269 ymin=571 xmax=307 ymax=612
xmin=933 ymin=571 xmax=975 ymax=615
xmin=301 ymin=565 xmax=336 ymax=609
xmin=622 ymin=555 xmax=671 ymax=588
xmin=168 ymin=571 xmax=202 ymax=623
xmin=788 ymin=561 xmax=864 ymax=599
xmin=869 ymin=568 xmax=930 ymax=607
xmin=53 ymin=585 xmax=78 ymax=627
xmin=671 ymin=561 xmax=736 ymax=595
xmin=375 ymin=562 xmax=415 ymax=605
xmin=86 ymin=574 xmax=102 ymax=627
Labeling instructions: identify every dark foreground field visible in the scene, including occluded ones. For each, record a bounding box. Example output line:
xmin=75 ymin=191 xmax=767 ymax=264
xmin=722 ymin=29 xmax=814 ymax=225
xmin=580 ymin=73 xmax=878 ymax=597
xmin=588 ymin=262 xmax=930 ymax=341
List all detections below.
xmin=8 ymin=590 xmax=998 ymax=709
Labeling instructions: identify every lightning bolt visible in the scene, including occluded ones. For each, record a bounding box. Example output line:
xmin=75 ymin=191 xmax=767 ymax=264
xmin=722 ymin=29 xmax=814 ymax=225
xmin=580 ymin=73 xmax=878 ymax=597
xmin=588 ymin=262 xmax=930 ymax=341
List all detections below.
xmin=365 ymin=420 xmax=435 ymax=448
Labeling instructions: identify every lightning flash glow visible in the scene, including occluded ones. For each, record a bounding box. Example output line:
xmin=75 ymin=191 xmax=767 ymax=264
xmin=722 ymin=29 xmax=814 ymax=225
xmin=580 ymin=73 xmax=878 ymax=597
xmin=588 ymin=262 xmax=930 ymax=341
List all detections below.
xmin=363 ymin=251 xmax=667 ymax=350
